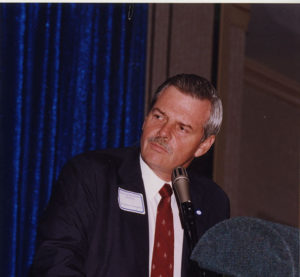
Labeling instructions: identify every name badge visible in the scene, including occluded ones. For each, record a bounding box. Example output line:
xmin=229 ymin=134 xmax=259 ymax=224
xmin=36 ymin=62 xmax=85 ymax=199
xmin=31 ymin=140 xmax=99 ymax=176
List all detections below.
xmin=118 ymin=187 xmax=146 ymax=215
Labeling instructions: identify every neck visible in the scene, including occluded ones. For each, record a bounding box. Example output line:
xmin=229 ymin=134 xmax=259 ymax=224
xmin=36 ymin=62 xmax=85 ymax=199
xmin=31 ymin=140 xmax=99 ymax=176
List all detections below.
xmin=153 ymin=171 xmax=171 ymax=182
xmin=147 ymin=165 xmax=172 ymax=182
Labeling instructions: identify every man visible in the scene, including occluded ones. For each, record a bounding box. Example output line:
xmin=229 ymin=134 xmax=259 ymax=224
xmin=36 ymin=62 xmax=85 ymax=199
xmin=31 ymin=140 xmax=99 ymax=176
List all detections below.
xmin=31 ymin=74 xmax=230 ymax=276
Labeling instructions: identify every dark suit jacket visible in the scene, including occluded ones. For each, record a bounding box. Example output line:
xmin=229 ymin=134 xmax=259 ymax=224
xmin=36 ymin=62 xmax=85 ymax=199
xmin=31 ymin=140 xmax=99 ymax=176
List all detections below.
xmin=31 ymin=147 xmax=230 ymax=276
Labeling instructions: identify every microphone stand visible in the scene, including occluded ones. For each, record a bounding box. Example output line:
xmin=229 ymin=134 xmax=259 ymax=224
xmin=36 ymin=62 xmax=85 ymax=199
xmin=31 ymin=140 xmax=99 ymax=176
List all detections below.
xmin=180 ymin=201 xmax=198 ymax=251
xmin=179 ymin=201 xmax=201 ymax=277
xmin=179 ymin=199 xmax=221 ymax=277
xmin=172 ymin=167 xmax=221 ymax=277
xmin=171 ymin=167 xmax=198 ymax=251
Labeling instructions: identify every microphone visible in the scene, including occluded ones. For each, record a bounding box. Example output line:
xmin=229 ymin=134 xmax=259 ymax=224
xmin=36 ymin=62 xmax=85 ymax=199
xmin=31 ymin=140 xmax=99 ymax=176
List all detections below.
xmin=172 ymin=167 xmax=191 ymax=202
xmin=172 ymin=167 xmax=221 ymax=277
xmin=172 ymin=167 xmax=197 ymax=250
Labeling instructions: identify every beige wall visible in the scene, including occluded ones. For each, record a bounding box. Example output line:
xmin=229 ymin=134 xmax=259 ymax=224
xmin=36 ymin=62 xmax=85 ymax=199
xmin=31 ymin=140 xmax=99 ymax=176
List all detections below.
xmin=146 ymin=3 xmax=300 ymax=228
xmin=214 ymin=4 xmax=251 ymax=218
xmin=145 ymin=3 xmax=215 ymax=113
xmin=240 ymin=58 xmax=300 ymax=227
xmin=214 ymin=4 xmax=300 ymax=228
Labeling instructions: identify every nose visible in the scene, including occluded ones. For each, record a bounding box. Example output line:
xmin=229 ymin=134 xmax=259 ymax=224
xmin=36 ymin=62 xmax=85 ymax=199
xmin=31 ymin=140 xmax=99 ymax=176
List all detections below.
xmin=157 ymin=121 xmax=172 ymax=139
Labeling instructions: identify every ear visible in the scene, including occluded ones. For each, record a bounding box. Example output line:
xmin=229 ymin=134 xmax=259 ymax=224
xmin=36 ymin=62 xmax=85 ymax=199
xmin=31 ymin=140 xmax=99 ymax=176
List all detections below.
xmin=194 ymin=135 xmax=215 ymax=158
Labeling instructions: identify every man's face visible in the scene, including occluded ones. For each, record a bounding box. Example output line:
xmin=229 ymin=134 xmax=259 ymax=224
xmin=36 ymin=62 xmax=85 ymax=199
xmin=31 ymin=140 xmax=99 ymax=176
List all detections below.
xmin=140 ymin=85 xmax=215 ymax=181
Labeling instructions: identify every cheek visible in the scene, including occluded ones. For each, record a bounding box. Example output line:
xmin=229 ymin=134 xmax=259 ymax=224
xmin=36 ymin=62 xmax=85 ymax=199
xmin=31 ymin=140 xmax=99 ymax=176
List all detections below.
xmin=141 ymin=122 xmax=154 ymax=147
xmin=142 ymin=121 xmax=158 ymax=137
xmin=173 ymin=136 xmax=198 ymax=153
xmin=141 ymin=126 xmax=150 ymax=140
xmin=172 ymin=133 xmax=186 ymax=145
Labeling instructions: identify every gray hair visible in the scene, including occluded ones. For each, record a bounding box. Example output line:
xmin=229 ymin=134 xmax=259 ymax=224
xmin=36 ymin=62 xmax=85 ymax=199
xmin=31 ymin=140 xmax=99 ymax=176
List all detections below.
xmin=149 ymin=74 xmax=223 ymax=142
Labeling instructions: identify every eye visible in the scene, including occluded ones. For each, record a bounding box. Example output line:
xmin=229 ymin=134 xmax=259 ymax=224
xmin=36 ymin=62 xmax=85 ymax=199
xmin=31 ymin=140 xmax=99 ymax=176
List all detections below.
xmin=152 ymin=112 xmax=163 ymax=120
xmin=178 ymin=124 xmax=191 ymax=134
xmin=179 ymin=125 xmax=187 ymax=132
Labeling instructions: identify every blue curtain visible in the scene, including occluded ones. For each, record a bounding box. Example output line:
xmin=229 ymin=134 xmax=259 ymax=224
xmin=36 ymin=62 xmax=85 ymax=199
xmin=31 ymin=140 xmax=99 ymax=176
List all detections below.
xmin=0 ymin=3 xmax=148 ymax=276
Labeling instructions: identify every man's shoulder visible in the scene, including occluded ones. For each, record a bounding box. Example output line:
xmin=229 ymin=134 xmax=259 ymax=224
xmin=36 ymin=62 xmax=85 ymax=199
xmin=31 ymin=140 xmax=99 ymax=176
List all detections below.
xmin=71 ymin=146 xmax=139 ymax=164
xmin=188 ymin=169 xmax=229 ymax=202
xmin=188 ymin=168 xmax=230 ymax=222
xmin=60 ymin=146 xmax=140 ymax=175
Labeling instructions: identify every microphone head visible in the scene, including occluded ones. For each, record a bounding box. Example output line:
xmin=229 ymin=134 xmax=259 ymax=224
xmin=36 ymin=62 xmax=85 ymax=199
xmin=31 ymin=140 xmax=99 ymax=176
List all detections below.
xmin=172 ymin=167 xmax=191 ymax=203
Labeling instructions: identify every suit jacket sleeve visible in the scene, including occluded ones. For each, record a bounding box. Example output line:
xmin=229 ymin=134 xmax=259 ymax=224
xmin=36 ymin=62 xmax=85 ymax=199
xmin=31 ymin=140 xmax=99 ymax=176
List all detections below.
xmin=31 ymin=154 xmax=109 ymax=276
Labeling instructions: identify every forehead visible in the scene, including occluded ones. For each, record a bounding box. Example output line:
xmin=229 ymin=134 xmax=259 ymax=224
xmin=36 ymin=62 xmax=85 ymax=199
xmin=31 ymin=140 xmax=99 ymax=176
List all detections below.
xmin=153 ymin=86 xmax=211 ymax=127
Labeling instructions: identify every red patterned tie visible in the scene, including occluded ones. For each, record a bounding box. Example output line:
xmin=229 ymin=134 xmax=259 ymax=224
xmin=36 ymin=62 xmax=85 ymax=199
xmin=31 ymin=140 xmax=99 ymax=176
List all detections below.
xmin=151 ymin=183 xmax=174 ymax=277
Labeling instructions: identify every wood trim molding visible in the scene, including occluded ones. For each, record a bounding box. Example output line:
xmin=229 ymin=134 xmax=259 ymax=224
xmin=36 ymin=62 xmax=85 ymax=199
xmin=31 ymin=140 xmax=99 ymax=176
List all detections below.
xmin=145 ymin=4 xmax=215 ymax=116
xmin=244 ymin=57 xmax=300 ymax=108
xmin=213 ymin=3 xmax=251 ymax=216
xmin=145 ymin=4 xmax=171 ymax=115
xmin=222 ymin=4 xmax=251 ymax=30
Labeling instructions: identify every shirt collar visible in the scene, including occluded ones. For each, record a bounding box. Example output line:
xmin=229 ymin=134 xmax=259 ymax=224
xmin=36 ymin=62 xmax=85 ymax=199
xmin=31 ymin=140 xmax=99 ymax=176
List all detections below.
xmin=140 ymin=155 xmax=171 ymax=199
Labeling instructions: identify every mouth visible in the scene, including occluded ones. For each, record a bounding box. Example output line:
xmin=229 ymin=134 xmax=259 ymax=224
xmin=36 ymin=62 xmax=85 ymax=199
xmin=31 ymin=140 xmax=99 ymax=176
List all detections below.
xmin=148 ymin=137 xmax=172 ymax=154
xmin=149 ymin=141 xmax=169 ymax=154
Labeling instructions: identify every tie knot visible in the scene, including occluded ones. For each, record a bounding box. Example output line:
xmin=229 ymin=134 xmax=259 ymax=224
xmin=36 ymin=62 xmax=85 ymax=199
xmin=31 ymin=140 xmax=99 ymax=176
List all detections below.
xmin=159 ymin=183 xmax=173 ymax=198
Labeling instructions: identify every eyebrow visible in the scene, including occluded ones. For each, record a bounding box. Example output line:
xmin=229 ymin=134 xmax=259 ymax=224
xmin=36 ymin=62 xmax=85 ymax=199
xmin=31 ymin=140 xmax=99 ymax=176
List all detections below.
xmin=152 ymin=107 xmax=193 ymax=131
xmin=152 ymin=107 xmax=166 ymax=116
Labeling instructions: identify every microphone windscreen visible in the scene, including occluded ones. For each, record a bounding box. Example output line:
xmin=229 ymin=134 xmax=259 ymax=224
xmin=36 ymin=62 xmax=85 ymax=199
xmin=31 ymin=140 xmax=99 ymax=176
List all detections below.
xmin=191 ymin=216 xmax=300 ymax=277
xmin=172 ymin=167 xmax=190 ymax=203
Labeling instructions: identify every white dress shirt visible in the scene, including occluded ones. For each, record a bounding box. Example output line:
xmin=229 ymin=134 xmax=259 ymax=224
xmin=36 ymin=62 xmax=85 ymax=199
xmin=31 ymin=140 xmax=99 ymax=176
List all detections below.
xmin=140 ymin=156 xmax=184 ymax=277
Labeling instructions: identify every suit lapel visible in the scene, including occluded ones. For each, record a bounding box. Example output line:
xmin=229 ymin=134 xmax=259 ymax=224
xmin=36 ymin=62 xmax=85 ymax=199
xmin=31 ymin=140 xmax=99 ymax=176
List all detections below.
xmin=114 ymin=148 xmax=207 ymax=277
xmin=117 ymin=148 xmax=150 ymax=276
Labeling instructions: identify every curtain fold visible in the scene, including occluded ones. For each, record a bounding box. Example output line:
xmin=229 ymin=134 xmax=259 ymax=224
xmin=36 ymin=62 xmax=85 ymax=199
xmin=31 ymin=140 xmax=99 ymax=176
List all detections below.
xmin=0 ymin=3 xmax=148 ymax=276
